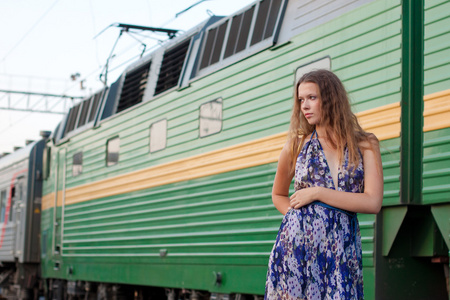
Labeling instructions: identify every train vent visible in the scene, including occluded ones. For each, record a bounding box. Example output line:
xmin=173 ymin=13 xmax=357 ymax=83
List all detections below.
xmin=199 ymin=0 xmax=283 ymax=71
xmin=224 ymin=6 xmax=255 ymax=59
xmin=250 ymin=0 xmax=282 ymax=45
xmin=77 ymin=89 xmax=104 ymax=128
xmin=116 ymin=61 xmax=151 ymax=113
xmin=63 ymin=103 xmax=80 ymax=137
xmin=154 ymin=39 xmax=191 ymax=96
xmin=76 ymin=97 xmax=92 ymax=128
xmin=199 ymin=21 xmax=228 ymax=70
xmin=62 ymin=89 xmax=105 ymax=138
xmin=88 ymin=90 xmax=103 ymax=123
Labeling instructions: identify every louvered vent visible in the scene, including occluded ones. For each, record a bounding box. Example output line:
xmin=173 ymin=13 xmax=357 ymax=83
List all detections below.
xmin=154 ymin=39 xmax=191 ymax=95
xmin=77 ymin=89 xmax=105 ymax=127
xmin=224 ymin=6 xmax=255 ymax=58
xmin=117 ymin=61 xmax=151 ymax=113
xmin=76 ymin=97 xmax=92 ymax=128
xmin=63 ymin=104 xmax=80 ymax=137
xmin=199 ymin=0 xmax=284 ymax=71
xmin=61 ymin=88 xmax=105 ymax=139
xmin=88 ymin=90 xmax=103 ymax=122
xmin=250 ymin=0 xmax=282 ymax=46
xmin=200 ymin=21 xmax=229 ymax=69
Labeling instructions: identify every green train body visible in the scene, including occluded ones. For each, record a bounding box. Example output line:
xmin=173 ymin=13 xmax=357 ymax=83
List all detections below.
xmin=33 ymin=0 xmax=450 ymax=299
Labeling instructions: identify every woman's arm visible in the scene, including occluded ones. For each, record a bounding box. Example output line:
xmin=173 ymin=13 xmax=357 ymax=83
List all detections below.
xmin=289 ymin=135 xmax=384 ymax=214
xmin=272 ymin=142 xmax=295 ymax=215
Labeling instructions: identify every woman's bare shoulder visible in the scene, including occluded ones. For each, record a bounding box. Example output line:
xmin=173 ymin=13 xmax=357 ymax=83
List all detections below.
xmin=358 ymin=133 xmax=380 ymax=153
xmin=303 ymin=132 xmax=313 ymax=140
xmin=280 ymin=134 xmax=308 ymax=161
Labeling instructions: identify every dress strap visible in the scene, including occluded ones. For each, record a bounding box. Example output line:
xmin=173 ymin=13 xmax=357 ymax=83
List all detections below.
xmin=312 ymin=129 xmax=325 ymax=153
xmin=310 ymin=130 xmax=318 ymax=141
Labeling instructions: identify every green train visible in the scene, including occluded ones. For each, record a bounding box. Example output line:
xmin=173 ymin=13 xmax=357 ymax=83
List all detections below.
xmin=0 ymin=0 xmax=449 ymax=299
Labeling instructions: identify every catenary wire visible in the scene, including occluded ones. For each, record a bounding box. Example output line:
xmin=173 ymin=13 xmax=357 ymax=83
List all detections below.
xmin=0 ymin=0 xmax=62 ymax=65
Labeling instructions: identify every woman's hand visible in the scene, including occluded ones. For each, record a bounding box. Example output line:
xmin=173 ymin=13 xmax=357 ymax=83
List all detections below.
xmin=289 ymin=187 xmax=321 ymax=209
xmin=288 ymin=134 xmax=383 ymax=214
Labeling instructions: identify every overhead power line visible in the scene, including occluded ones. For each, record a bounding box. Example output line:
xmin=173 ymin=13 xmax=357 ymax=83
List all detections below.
xmin=175 ymin=0 xmax=210 ymax=18
xmin=95 ymin=23 xmax=179 ymax=86
xmin=0 ymin=0 xmax=62 ymax=64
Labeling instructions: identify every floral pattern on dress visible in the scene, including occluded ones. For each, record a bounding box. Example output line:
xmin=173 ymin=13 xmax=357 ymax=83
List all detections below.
xmin=265 ymin=134 xmax=365 ymax=300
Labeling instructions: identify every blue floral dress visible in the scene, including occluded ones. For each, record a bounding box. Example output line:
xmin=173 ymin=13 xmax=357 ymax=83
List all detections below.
xmin=265 ymin=132 xmax=364 ymax=299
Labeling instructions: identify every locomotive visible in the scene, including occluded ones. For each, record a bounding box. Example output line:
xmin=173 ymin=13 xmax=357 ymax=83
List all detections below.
xmin=0 ymin=0 xmax=449 ymax=299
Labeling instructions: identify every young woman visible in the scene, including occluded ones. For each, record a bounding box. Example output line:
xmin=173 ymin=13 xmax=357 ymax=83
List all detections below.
xmin=265 ymin=69 xmax=383 ymax=299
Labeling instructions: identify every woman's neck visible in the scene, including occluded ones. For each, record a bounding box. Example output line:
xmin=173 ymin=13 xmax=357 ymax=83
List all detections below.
xmin=315 ymin=125 xmax=327 ymax=139
xmin=315 ymin=126 xmax=338 ymax=147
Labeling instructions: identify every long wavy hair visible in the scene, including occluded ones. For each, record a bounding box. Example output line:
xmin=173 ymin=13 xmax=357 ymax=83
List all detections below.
xmin=287 ymin=69 xmax=370 ymax=172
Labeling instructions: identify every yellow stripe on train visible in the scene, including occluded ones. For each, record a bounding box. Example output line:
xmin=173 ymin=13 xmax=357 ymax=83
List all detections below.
xmin=41 ymin=89 xmax=450 ymax=210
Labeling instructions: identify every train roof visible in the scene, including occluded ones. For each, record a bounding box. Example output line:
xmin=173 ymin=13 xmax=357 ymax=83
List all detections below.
xmin=53 ymin=0 xmax=375 ymax=145
xmin=0 ymin=140 xmax=40 ymax=171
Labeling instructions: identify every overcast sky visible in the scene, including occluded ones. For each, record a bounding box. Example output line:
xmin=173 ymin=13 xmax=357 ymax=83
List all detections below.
xmin=0 ymin=0 xmax=255 ymax=153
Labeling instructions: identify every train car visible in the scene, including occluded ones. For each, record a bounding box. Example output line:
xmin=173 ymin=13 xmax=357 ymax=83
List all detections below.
xmin=0 ymin=135 xmax=48 ymax=299
xmin=38 ymin=0 xmax=450 ymax=299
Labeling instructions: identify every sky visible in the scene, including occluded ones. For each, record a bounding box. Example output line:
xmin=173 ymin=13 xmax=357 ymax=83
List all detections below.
xmin=0 ymin=0 xmax=255 ymax=154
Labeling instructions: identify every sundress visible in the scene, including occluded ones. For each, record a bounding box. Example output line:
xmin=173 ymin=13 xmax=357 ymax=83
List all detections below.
xmin=265 ymin=131 xmax=365 ymax=299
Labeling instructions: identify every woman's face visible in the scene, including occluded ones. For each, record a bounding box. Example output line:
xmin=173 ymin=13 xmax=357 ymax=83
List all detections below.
xmin=298 ymin=82 xmax=322 ymax=125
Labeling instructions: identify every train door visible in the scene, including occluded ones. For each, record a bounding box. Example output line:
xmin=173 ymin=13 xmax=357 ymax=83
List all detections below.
xmin=52 ymin=149 xmax=66 ymax=257
xmin=13 ymin=174 xmax=26 ymax=260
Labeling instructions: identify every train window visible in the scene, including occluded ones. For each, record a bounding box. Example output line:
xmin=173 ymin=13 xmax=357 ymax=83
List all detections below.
xmin=72 ymin=151 xmax=83 ymax=176
xmin=17 ymin=183 xmax=23 ymax=202
xmin=106 ymin=137 xmax=120 ymax=166
xmin=9 ymin=186 xmax=15 ymax=221
xmin=154 ymin=39 xmax=191 ymax=96
xmin=43 ymin=146 xmax=51 ymax=180
xmin=41 ymin=230 xmax=47 ymax=257
xmin=199 ymin=98 xmax=223 ymax=137
xmin=117 ymin=61 xmax=151 ymax=113
xmin=0 ymin=190 xmax=6 ymax=222
xmin=149 ymin=119 xmax=167 ymax=153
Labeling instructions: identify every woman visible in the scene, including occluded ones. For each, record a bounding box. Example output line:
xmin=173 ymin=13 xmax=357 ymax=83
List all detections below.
xmin=265 ymin=69 xmax=383 ymax=299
